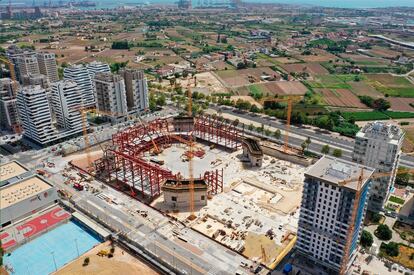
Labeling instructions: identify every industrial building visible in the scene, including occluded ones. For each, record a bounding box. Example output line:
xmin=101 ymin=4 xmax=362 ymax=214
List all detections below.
xmin=119 ymin=68 xmax=149 ymax=114
xmin=64 ymin=65 xmax=95 ymax=108
xmin=296 ymin=156 xmax=375 ymax=273
xmin=37 ymin=52 xmax=59 ymax=83
xmin=352 ymin=121 xmax=404 ymax=211
xmin=0 ymin=161 xmax=58 ymax=228
xmin=94 ymin=72 xmax=128 ymax=121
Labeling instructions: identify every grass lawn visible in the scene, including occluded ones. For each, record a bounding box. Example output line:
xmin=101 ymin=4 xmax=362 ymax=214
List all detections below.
xmin=248 ymin=84 xmax=265 ymax=97
xmin=389 ymin=196 xmax=405 ymax=205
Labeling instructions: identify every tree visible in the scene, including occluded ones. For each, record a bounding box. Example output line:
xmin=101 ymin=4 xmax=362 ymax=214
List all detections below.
xmin=395 ymin=166 xmax=411 ymax=186
xmin=83 ymin=257 xmax=90 ymax=266
xmin=373 ymin=98 xmax=391 ymax=111
xmin=156 ymin=94 xmax=166 ymax=106
xmin=274 ymin=129 xmax=281 ymax=139
xmin=321 ymin=144 xmax=330 ymax=154
xmin=360 ymin=230 xmax=373 ymax=248
xmin=372 ymin=213 xmax=383 ymax=224
xmin=380 ymin=242 xmax=399 ymax=257
xmin=301 ymin=141 xmax=307 ymax=153
xmin=248 ymin=123 xmax=254 ymax=131
xmin=332 ymin=148 xmax=342 ymax=157
xmin=375 ymin=224 xmax=392 ymax=241
xmin=250 ymin=105 xmax=260 ymax=113
xmin=305 ymin=137 xmax=311 ymax=149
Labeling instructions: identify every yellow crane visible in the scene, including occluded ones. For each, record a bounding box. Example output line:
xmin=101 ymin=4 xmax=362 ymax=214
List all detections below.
xmin=260 ymin=95 xmax=302 ymax=152
xmin=187 ymin=76 xmax=197 ymax=220
xmin=338 ymin=167 xmax=414 ymax=274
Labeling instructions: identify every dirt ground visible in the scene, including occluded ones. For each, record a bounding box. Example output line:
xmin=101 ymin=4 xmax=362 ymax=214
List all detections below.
xmin=230 ymin=95 xmax=262 ymax=107
xmin=54 ymin=242 xmax=159 ymax=275
xmin=388 ymin=97 xmax=414 ymax=112
xmin=243 ymin=232 xmax=281 ymax=266
xmin=178 ymin=72 xmax=227 ymax=95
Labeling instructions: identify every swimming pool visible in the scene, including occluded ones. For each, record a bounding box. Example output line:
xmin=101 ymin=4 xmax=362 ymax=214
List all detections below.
xmin=3 ymin=220 xmax=102 ymax=275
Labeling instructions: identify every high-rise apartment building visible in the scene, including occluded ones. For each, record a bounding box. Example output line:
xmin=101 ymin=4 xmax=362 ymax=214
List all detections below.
xmin=86 ymin=61 xmax=110 ymax=79
xmin=119 ymin=69 xmax=149 ymax=114
xmin=64 ymin=65 xmax=95 ymax=107
xmin=94 ymin=72 xmax=128 ymax=121
xmin=0 ymin=78 xmax=21 ymax=133
xmin=7 ymin=45 xmax=40 ymax=82
xmin=50 ymin=80 xmax=85 ymax=135
xmin=16 ymin=85 xmax=57 ymax=145
xmin=296 ymin=156 xmax=374 ymax=273
xmin=352 ymin=121 xmax=404 ymax=211
xmin=22 ymin=73 xmax=49 ymax=89
xmin=37 ymin=52 xmax=59 ymax=83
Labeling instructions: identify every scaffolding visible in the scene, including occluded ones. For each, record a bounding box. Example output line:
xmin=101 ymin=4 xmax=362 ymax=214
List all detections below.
xmin=94 ymin=116 xmax=239 ymax=202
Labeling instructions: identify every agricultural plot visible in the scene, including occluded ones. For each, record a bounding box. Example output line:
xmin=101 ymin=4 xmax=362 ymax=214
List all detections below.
xmin=342 ymin=111 xmax=389 ymax=121
xmin=342 ymin=111 xmax=414 ymax=121
xmin=349 ymin=82 xmax=383 ymax=98
xmin=366 ymin=47 xmax=401 ymax=59
xmin=296 ymin=49 xmax=336 ymax=62
xmin=388 ymin=97 xmax=414 ymax=112
xmin=307 ymin=75 xmax=352 ymax=89
xmin=281 ymin=63 xmax=329 ymax=76
xmin=340 ymin=53 xmax=391 ymax=66
xmin=215 ymin=67 xmax=279 ymax=87
xmin=316 ymin=88 xmax=366 ymax=108
xmin=365 ymin=74 xmax=414 ymax=97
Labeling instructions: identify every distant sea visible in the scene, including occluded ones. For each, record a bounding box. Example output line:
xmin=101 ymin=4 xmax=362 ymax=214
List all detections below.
xmin=11 ymin=0 xmax=414 ymax=9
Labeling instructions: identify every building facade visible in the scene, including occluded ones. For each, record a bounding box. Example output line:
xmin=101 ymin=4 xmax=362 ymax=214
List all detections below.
xmin=86 ymin=61 xmax=110 ymax=80
xmin=296 ymin=156 xmax=374 ymax=273
xmin=7 ymin=46 xmax=40 ymax=82
xmin=94 ymin=72 xmax=128 ymax=120
xmin=37 ymin=52 xmax=59 ymax=83
xmin=64 ymin=65 xmax=95 ymax=107
xmin=119 ymin=69 xmax=149 ymax=114
xmin=16 ymin=85 xmax=57 ymax=145
xmin=22 ymin=73 xmax=49 ymax=89
xmin=50 ymin=80 xmax=85 ymax=135
xmin=352 ymin=122 xmax=404 ymax=211
xmin=161 ymin=179 xmax=208 ymax=208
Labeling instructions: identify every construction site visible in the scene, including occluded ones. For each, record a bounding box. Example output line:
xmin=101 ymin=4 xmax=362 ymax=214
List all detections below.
xmin=67 ymin=111 xmax=311 ymax=269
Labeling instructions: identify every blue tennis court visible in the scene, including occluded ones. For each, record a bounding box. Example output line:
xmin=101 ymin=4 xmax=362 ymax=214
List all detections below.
xmin=3 ymin=220 xmax=101 ymax=275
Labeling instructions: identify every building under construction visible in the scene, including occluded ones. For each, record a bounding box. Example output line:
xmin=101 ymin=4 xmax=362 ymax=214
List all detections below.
xmin=94 ymin=114 xmax=242 ymax=202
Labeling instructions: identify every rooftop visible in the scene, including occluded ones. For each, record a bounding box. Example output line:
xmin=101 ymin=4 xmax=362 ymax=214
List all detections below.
xmin=305 ymin=155 xmax=375 ymax=191
xmin=357 ymin=121 xmax=404 ymax=143
xmin=1 ymin=176 xmax=53 ymax=209
xmin=0 ymin=161 xmax=29 ymax=183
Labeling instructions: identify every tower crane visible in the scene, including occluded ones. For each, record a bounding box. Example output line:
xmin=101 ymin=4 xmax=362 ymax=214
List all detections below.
xmin=338 ymin=167 xmax=414 ymax=275
xmin=260 ymin=95 xmax=302 ymax=152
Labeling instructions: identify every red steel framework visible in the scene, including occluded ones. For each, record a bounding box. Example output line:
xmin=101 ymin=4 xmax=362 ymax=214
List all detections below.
xmin=95 ymin=115 xmax=242 ymax=201
xmin=194 ymin=114 xmax=242 ymax=150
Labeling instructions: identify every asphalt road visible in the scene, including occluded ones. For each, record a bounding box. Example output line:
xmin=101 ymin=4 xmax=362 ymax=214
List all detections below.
xmin=211 ymin=106 xmax=414 ymax=168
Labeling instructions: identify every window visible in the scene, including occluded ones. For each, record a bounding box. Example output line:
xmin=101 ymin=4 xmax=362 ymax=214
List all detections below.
xmin=201 ymin=195 xmax=205 ymax=200
xmin=171 ymin=196 xmax=177 ymax=202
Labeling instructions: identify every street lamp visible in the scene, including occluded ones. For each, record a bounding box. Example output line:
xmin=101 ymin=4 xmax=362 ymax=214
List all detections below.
xmin=190 ymin=257 xmax=193 ymax=275
xmin=51 ymin=251 xmax=58 ymax=271
xmin=74 ymin=238 xmax=80 ymax=257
